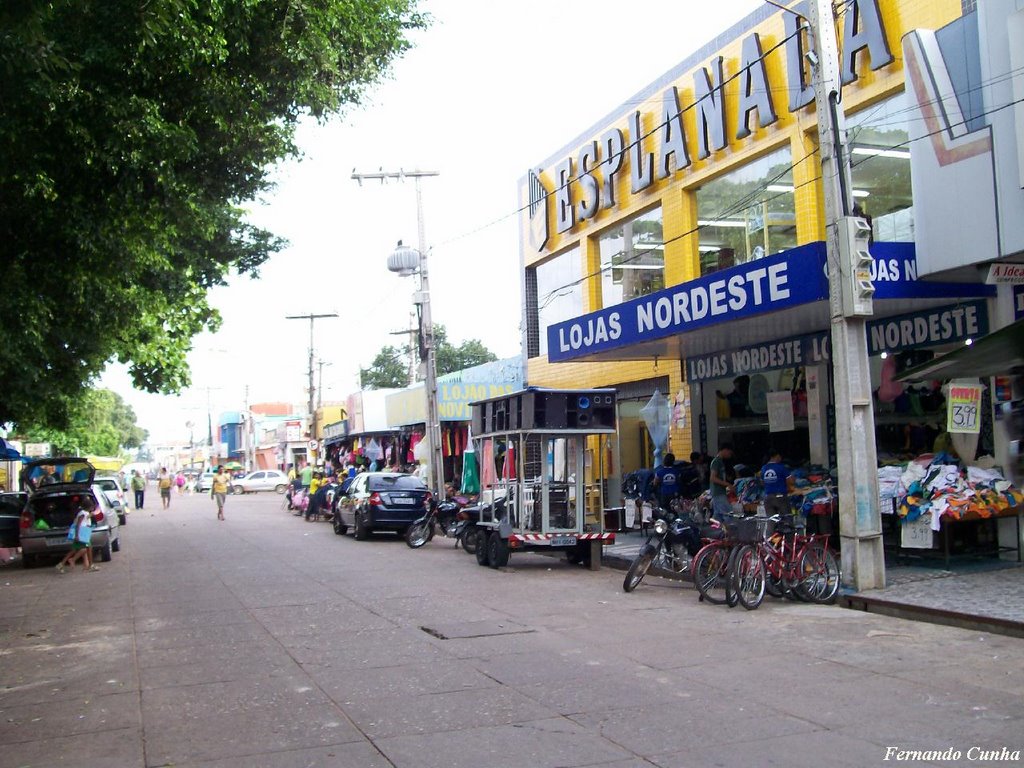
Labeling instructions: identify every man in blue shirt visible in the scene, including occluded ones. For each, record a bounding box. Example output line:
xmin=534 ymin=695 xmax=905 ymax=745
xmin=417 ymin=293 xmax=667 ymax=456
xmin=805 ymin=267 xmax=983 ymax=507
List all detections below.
xmin=653 ymin=453 xmax=680 ymax=510
xmin=760 ymin=448 xmax=795 ymax=519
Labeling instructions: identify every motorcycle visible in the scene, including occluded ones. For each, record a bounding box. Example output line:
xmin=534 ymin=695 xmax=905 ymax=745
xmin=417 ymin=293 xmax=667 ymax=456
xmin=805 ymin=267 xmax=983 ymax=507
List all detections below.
xmin=622 ymin=498 xmax=719 ymax=593
xmin=405 ymin=494 xmax=479 ymax=551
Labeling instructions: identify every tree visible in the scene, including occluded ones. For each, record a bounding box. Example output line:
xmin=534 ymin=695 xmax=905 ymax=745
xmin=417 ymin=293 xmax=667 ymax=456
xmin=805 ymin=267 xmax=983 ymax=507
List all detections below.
xmin=359 ymin=346 xmax=410 ymax=390
xmin=20 ymin=388 xmax=149 ymax=456
xmin=359 ymin=325 xmax=497 ymax=389
xmin=0 ymin=0 xmax=428 ymax=430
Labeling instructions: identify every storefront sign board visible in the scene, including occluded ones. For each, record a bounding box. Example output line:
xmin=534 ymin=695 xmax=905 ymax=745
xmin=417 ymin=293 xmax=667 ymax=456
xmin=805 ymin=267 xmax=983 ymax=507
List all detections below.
xmin=986 ymin=263 xmax=1024 ymax=284
xmin=24 ymin=443 xmax=50 ymax=457
xmin=549 ymin=242 xmax=994 ymax=364
xmin=900 ymin=515 xmax=934 ymax=549
xmin=866 ymin=301 xmax=988 ymax=356
xmin=767 ymin=391 xmax=795 ymax=432
xmin=947 ymin=384 xmax=984 ymax=434
xmin=687 ymin=331 xmax=829 ymax=382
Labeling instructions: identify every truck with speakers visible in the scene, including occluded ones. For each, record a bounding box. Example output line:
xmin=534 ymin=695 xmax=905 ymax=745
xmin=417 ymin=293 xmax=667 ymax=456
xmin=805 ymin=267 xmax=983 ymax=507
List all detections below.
xmin=468 ymin=388 xmax=617 ymax=569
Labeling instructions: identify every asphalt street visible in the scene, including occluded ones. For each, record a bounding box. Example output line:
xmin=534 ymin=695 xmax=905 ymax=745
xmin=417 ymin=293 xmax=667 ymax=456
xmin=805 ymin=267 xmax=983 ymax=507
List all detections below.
xmin=1 ymin=490 xmax=1022 ymax=768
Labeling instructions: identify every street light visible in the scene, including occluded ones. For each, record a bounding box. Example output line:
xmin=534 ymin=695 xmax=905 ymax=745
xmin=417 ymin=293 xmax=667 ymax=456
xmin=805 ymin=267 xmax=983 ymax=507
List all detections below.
xmin=387 ymin=241 xmax=444 ymax=498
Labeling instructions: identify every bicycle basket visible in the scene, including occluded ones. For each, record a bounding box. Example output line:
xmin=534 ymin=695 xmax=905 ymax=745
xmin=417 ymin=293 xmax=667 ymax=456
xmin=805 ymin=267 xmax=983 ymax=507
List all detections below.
xmin=724 ymin=514 xmax=764 ymax=543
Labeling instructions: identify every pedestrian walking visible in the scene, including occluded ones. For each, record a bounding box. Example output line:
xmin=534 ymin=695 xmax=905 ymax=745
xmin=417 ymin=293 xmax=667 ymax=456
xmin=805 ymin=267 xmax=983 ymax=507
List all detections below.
xmin=175 ymin=471 xmax=185 ymax=495
xmin=211 ymin=465 xmax=230 ymax=521
xmin=131 ymin=470 xmax=146 ymax=510
xmin=56 ymin=496 xmax=99 ymax=573
xmin=158 ymin=467 xmax=172 ymax=509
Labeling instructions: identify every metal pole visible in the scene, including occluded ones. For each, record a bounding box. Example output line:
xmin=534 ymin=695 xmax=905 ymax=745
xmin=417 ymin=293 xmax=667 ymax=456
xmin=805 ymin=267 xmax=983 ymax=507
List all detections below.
xmin=286 ymin=313 xmax=339 ymax=465
xmin=415 ymin=175 xmax=446 ymax=499
xmin=807 ymin=0 xmax=884 ymax=590
xmin=352 ymin=169 xmax=445 ymax=498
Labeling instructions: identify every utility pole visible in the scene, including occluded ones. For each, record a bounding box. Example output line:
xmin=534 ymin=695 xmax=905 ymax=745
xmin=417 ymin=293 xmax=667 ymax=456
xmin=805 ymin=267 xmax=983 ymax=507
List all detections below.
xmin=286 ymin=313 xmax=339 ymax=464
xmin=807 ymin=0 xmax=884 ymax=590
xmin=317 ymin=359 xmax=332 ymax=409
xmin=353 ymin=168 xmax=445 ymax=498
xmin=388 ymin=310 xmax=418 ymax=386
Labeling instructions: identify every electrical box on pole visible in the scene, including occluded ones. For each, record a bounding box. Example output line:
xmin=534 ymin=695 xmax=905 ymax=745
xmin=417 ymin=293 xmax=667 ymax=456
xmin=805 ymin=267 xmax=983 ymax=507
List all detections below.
xmin=838 ymin=216 xmax=874 ymax=316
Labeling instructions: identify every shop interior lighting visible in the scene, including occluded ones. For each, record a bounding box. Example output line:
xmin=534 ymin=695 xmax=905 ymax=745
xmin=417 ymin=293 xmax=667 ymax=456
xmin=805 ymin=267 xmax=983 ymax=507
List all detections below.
xmin=767 ymin=183 xmax=869 ymax=197
xmin=698 ymin=219 xmax=747 ymax=228
xmin=851 ymin=146 xmax=911 ymax=159
xmin=964 ymin=338 xmax=974 ymax=346
xmin=880 ymin=351 xmax=888 ymax=359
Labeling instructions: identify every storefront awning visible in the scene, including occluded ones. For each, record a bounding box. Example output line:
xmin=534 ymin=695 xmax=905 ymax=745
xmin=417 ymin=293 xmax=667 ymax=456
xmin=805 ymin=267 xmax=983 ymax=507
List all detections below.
xmin=547 ymin=242 xmax=994 ymax=366
xmin=897 ymin=319 xmax=1024 ymax=380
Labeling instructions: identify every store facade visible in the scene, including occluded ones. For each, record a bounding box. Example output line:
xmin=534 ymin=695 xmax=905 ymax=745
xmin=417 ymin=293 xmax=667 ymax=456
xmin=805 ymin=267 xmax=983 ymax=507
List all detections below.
xmin=519 ymin=0 xmax=1024 ymax=570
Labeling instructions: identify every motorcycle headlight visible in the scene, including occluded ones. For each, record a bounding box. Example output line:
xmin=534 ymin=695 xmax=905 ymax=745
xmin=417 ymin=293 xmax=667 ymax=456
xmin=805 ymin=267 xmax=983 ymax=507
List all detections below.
xmin=653 ymin=519 xmax=668 ymax=535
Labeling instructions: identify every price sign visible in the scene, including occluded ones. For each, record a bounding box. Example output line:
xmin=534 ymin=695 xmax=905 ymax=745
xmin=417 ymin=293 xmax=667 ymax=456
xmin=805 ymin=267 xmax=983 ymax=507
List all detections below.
xmin=946 ymin=384 xmax=984 ymax=434
xmin=900 ymin=515 xmax=934 ymax=549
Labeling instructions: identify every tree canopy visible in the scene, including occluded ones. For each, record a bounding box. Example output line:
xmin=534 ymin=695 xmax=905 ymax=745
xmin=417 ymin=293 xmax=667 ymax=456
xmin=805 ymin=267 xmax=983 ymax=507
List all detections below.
xmin=0 ymin=0 xmax=427 ymax=429
xmin=20 ymin=388 xmax=149 ymax=457
xmin=359 ymin=325 xmax=498 ymax=389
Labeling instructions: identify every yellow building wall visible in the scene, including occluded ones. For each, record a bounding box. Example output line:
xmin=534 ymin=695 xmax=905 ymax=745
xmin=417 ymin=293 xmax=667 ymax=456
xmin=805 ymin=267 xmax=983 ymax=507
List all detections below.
xmin=523 ymin=0 xmax=962 ymax=460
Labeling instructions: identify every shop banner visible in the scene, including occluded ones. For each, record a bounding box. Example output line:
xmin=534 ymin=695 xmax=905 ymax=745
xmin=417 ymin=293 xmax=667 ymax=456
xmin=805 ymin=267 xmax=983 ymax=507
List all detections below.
xmin=548 ymin=243 xmax=829 ymax=362
xmin=866 ymin=301 xmax=988 ymax=356
xmin=766 ymin=391 xmax=795 ymax=432
xmin=686 ymin=332 xmax=829 ymax=383
xmin=947 ymin=384 xmax=984 ymax=434
xmin=548 ymin=241 xmax=995 ymax=363
xmin=1014 ymin=285 xmax=1024 ymax=321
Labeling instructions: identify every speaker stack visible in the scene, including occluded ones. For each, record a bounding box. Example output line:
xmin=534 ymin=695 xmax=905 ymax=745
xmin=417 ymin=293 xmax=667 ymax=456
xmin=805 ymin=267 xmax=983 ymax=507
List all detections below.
xmin=471 ymin=389 xmax=617 ymax=434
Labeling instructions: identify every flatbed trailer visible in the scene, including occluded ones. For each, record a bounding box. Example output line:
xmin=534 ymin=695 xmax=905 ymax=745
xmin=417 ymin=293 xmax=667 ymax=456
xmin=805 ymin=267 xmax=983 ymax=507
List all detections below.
xmin=468 ymin=388 xmax=618 ymax=570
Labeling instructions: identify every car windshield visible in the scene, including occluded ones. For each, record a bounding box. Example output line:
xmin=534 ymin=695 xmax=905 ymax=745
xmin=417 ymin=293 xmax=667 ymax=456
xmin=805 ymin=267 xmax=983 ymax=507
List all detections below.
xmin=23 ymin=459 xmax=94 ymax=490
xmin=95 ymin=479 xmax=119 ymax=491
xmin=370 ymin=475 xmax=427 ymax=491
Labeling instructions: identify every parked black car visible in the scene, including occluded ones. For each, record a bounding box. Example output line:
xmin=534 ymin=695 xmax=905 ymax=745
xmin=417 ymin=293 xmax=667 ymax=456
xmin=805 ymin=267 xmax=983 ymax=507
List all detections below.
xmin=333 ymin=472 xmax=432 ymax=540
xmin=0 ymin=492 xmax=27 ymax=548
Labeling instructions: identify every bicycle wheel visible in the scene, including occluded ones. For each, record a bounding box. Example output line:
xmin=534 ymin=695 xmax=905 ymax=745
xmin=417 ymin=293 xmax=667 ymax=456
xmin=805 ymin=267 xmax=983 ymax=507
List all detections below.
xmin=797 ymin=544 xmax=841 ymax=604
xmin=623 ymin=544 xmax=657 ymax=593
xmin=731 ymin=544 xmax=766 ymax=610
xmin=692 ymin=543 xmax=732 ymax=605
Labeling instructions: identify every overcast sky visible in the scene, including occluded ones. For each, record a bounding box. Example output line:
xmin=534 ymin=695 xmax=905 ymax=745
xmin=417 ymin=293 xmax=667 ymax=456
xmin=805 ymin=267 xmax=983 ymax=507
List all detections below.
xmin=101 ymin=0 xmax=764 ymax=444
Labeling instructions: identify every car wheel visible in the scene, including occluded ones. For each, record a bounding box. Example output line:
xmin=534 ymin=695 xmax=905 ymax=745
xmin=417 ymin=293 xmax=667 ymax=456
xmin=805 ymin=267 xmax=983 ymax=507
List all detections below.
xmin=332 ymin=515 xmax=348 ymax=536
xmin=274 ymin=484 xmax=286 ymax=494
xmin=112 ymin=536 xmax=121 ymax=553
xmin=232 ymin=485 xmax=244 ymax=495
xmin=98 ymin=540 xmax=113 ymax=563
xmin=118 ymin=513 xmax=127 ymax=526
xmin=475 ymin=530 xmax=490 ymax=566
xmin=353 ymin=513 xmax=369 ymax=541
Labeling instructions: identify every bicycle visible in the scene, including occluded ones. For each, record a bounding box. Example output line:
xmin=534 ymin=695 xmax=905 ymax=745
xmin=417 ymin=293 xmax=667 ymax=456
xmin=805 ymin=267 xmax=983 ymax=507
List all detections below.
xmin=730 ymin=515 xmax=841 ymax=610
xmin=691 ymin=514 xmax=752 ymax=607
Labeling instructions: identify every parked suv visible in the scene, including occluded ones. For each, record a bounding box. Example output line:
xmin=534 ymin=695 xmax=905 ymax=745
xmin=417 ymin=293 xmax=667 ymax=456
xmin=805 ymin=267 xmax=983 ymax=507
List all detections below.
xmin=334 ymin=472 xmax=432 ymax=540
xmin=19 ymin=458 xmax=121 ymax=567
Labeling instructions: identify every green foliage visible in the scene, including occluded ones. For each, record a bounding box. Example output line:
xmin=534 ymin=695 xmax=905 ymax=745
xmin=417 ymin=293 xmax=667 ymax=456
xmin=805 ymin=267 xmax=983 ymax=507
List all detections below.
xmin=0 ymin=0 xmax=428 ymax=429
xmin=20 ymin=388 xmax=149 ymax=456
xmin=359 ymin=325 xmax=497 ymax=389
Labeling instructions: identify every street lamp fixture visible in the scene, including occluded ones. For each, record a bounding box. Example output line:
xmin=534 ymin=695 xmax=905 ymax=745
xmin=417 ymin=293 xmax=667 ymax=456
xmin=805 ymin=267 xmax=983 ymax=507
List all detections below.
xmin=387 ymin=240 xmax=444 ymax=498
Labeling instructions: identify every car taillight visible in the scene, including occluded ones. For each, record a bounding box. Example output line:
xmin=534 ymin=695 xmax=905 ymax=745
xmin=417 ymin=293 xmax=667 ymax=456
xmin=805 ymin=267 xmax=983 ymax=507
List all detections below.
xmin=19 ymin=510 xmax=32 ymax=529
xmin=92 ymin=510 xmax=105 ymax=524
xmin=369 ymin=492 xmax=383 ymax=506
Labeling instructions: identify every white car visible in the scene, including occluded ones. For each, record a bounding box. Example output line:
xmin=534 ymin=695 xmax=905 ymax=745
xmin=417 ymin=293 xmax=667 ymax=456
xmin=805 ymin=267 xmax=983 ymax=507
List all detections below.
xmin=230 ymin=470 xmax=289 ymax=495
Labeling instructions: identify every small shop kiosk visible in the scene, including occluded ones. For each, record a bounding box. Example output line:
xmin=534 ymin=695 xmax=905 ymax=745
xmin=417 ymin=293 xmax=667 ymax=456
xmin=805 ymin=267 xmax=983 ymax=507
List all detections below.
xmin=469 ymin=388 xmax=617 ymax=569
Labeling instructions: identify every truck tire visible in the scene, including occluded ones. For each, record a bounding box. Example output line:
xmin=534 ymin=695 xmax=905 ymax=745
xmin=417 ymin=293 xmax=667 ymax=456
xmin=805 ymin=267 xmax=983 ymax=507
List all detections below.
xmin=475 ymin=530 xmax=490 ymax=566
xmin=486 ymin=532 xmax=510 ymax=569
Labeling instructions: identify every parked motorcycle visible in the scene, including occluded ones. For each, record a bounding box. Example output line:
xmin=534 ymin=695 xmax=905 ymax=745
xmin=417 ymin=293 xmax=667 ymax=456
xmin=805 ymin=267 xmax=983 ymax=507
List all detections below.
xmin=622 ymin=499 xmax=718 ymax=592
xmin=405 ymin=494 xmax=478 ymax=550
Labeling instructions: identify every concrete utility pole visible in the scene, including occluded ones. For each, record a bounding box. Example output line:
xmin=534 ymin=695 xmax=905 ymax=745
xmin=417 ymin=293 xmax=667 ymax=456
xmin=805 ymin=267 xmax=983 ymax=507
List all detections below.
xmin=807 ymin=0 xmax=885 ymax=590
xmin=286 ymin=313 xmax=339 ymax=463
xmin=352 ymin=168 xmax=445 ymax=498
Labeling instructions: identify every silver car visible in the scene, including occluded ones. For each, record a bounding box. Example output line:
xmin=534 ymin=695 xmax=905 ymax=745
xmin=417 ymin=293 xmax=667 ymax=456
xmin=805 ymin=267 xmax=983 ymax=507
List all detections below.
xmin=230 ymin=470 xmax=289 ymax=495
xmin=94 ymin=476 xmax=129 ymax=525
xmin=19 ymin=458 xmax=121 ymax=567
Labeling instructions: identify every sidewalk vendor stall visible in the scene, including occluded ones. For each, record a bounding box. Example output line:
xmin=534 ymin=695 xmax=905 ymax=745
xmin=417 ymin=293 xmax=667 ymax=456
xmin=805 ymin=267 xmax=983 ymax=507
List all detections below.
xmin=469 ymin=388 xmax=617 ymax=569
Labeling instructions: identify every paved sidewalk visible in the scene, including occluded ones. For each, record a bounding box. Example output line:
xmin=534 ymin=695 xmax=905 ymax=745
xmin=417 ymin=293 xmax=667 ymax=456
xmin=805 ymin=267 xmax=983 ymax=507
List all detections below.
xmin=603 ymin=526 xmax=1024 ymax=634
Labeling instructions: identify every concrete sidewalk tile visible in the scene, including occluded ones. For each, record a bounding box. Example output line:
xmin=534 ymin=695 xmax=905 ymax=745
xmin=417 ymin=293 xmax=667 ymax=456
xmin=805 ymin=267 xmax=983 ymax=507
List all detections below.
xmin=1 ymin=659 xmax=137 ymax=708
xmin=133 ymin=620 xmax=269 ymax=652
xmin=134 ymin=607 xmax=254 ymax=633
xmin=344 ymin=685 xmax=561 ymax=739
xmin=169 ymin=741 xmax=392 ymax=768
xmin=567 ymin=700 xmax=820 ymax=757
xmin=374 ymin=717 xmax=632 ymax=768
xmin=141 ymin=676 xmax=364 ymax=765
xmin=312 ymin=659 xmax=498 ymax=702
xmin=0 ymin=725 xmax=143 ymax=768
xmin=135 ymin=634 xmax=283 ymax=671
xmin=0 ymin=691 xmax=140 ymax=745
xmin=514 ymin=667 xmax=698 ymax=716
